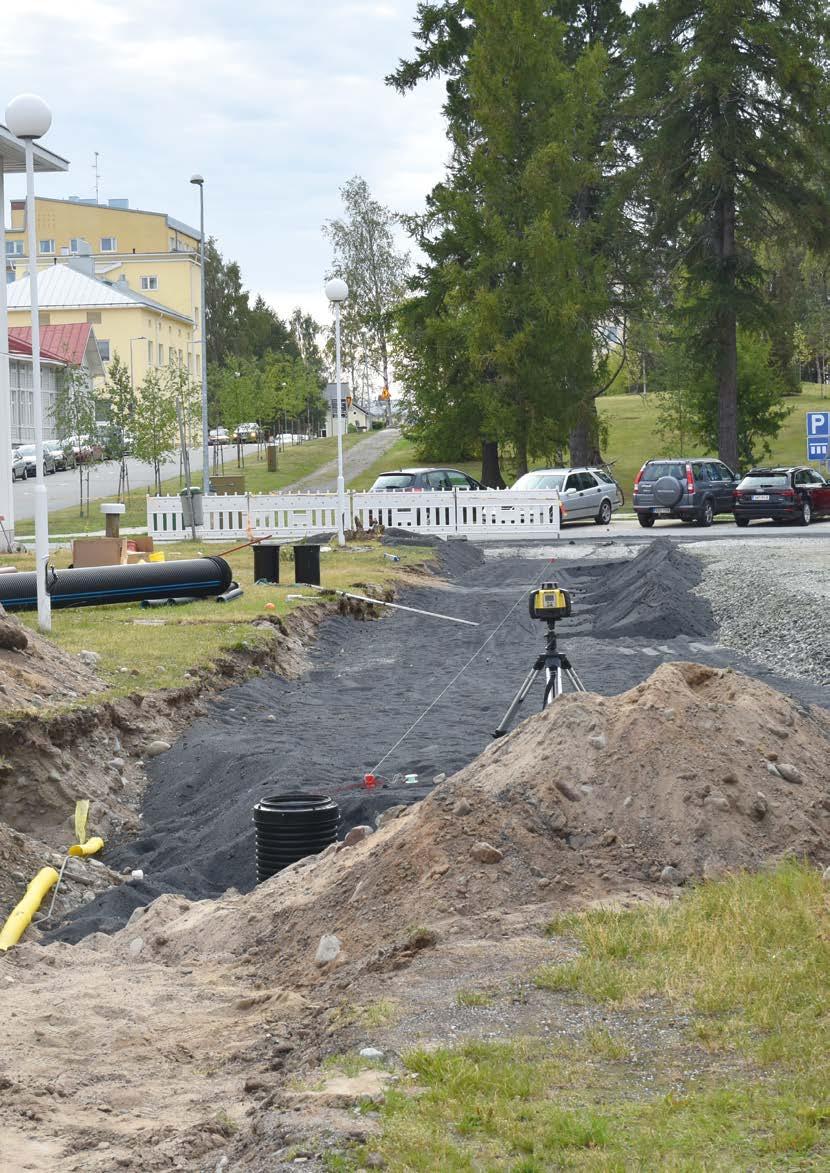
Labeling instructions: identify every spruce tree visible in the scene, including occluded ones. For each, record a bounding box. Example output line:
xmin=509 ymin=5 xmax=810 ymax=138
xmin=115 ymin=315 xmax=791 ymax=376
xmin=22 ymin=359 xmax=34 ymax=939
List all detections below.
xmin=632 ymin=0 xmax=830 ymax=469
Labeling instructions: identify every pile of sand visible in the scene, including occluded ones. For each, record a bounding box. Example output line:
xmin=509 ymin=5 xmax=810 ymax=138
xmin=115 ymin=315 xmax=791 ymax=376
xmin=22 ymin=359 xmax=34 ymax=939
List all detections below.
xmin=78 ymin=662 xmax=829 ymax=986
xmin=0 ymin=604 xmax=104 ymax=713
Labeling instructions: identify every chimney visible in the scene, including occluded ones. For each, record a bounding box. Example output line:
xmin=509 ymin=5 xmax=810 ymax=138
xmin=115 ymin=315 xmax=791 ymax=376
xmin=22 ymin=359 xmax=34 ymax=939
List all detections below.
xmin=66 ymin=253 xmax=95 ymax=279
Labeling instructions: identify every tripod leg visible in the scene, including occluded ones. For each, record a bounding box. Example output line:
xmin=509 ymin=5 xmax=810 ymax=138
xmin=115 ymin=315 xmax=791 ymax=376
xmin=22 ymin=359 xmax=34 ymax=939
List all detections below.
xmin=566 ymin=668 xmax=586 ymax=693
xmin=493 ymin=667 xmax=541 ymax=738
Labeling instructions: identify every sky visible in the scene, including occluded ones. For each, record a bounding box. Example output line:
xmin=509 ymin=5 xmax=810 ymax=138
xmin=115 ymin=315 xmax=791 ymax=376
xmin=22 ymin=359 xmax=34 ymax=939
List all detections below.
xmin=2 ymin=1 xmax=449 ymax=325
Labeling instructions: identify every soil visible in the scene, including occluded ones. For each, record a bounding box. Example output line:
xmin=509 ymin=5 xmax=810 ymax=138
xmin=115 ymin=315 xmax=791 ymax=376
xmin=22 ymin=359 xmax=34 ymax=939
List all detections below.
xmin=3 ymin=536 xmax=829 ymax=1171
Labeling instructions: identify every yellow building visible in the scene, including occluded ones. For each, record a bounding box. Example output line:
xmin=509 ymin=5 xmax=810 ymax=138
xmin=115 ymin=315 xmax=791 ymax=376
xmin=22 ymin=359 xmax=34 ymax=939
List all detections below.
xmin=4 ymin=195 xmax=202 ymax=351
xmin=5 ymin=259 xmax=196 ymax=389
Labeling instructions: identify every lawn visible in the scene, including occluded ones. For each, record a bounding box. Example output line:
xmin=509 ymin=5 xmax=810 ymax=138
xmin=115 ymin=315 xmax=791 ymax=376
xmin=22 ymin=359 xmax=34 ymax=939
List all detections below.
xmin=336 ymin=862 xmax=829 ymax=1171
xmin=354 ymin=386 xmax=827 ymax=497
xmin=599 ymin=386 xmax=829 ymax=498
xmin=39 ymin=433 xmax=366 ymax=538
xmin=0 ymin=538 xmax=433 ymax=706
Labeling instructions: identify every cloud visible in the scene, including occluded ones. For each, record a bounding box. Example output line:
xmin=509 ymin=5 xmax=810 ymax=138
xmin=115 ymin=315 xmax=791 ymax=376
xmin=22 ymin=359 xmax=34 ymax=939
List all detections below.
xmin=2 ymin=1 xmax=446 ymax=334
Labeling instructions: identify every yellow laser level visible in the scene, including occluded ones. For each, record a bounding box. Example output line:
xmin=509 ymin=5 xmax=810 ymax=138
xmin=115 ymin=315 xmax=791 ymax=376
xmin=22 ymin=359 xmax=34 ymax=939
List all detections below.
xmin=528 ymin=582 xmax=572 ymax=622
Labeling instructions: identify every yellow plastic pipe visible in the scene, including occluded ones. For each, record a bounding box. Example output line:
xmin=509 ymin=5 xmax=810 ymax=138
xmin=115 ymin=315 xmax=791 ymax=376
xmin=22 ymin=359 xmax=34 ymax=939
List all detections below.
xmin=68 ymin=836 xmax=104 ymax=858
xmin=0 ymin=866 xmax=60 ymax=951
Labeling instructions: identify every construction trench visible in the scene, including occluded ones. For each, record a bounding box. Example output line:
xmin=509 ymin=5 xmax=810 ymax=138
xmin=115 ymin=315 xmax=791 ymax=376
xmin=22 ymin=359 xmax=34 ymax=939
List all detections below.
xmin=1 ymin=535 xmax=829 ymax=1171
xmin=43 ymin=536 xmax=827 ymax=943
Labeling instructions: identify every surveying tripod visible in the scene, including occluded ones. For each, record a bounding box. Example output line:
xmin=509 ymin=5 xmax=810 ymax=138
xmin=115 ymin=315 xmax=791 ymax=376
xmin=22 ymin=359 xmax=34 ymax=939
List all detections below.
xmin=493 ymin=618 xmax=585 ymax=738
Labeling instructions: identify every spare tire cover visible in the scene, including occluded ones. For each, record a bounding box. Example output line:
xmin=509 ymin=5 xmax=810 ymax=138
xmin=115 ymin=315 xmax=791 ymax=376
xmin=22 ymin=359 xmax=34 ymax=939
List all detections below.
xmin=653 ymin=475 xmax=684 ymax=506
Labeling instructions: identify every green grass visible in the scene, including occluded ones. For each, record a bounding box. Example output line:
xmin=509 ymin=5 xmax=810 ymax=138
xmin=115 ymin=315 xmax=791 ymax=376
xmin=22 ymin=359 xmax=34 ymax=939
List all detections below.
xmin=0 ymin=539 xmax=433 ymax=707
xmin=456 ymin=989 xmax=496 ymax=1009
xmin=334 ymin=863 xmax=829 ymax=1171
xmin=41 ymin=434 xmax=366 ymax=537
xmin=599 ymin=386 xmax=829 ymax=498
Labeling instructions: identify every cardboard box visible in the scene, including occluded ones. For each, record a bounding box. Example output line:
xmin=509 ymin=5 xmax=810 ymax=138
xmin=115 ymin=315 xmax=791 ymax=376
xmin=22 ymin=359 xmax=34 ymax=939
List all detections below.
xmin=71 ymin=536 xmax=155 ymax=568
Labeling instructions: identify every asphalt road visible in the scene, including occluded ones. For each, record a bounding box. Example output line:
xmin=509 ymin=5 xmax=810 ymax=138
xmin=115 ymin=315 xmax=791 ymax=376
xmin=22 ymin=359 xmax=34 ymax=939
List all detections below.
xmin=12 ymin=444 xmax=261 ymax=524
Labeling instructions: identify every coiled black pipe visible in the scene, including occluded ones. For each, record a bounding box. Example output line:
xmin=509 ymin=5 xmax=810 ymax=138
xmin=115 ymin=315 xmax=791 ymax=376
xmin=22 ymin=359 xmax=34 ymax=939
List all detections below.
xmin=0 ymin=556 xmax=233 ymax=611
xmin=253 ymin=793 xmax=340 ymax=883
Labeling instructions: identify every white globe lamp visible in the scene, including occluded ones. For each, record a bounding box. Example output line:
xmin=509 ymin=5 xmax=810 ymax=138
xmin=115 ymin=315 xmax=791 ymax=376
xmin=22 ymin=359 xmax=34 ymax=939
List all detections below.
xmin=5 ymin=93 xmax=52 ymax=139
xmin=325 ymin=277 xmax=349 ymax=304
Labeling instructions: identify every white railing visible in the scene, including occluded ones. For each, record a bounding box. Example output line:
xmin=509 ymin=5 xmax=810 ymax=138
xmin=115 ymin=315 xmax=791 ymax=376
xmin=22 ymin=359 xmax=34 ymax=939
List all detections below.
xmin=147 ymin=488 xmax=560 ymax=543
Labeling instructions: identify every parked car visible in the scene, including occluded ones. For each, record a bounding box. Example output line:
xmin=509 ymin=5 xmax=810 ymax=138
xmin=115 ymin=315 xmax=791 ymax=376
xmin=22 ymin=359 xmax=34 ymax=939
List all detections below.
xmin=633 ymin=458 xmax=740 ymax=527
xmin=233 ymin=422 xmax=261 ymax=443
xmin=512 ymin=467 xmax=623 ymax=525
xmin=44 ymin=441 xmax=76 ymax=471
xmin=733 ymin=466 xmax=830 ymax=527
xmin=208 ymin=427 xmax=230 ymax=446
xmin=61 ymin=435 xmax=103 ymax=464
xmin=368 ymin=467 xmax=484 ymax=491
xmin=14 ymin=443 xmax=57 ymax=476
xmin=11 ymin=449 xmax=28 ymax=481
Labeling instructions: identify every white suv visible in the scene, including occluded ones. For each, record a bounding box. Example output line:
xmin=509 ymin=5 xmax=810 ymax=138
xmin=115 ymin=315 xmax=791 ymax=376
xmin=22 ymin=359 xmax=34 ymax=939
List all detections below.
xmin=512 ymin=467 xmax=623 ymax=524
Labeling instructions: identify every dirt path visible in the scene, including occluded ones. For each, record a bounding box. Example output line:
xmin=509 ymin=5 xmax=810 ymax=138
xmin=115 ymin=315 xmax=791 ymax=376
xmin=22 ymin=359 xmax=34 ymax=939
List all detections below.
xmin=286 ymin=426 xmax=401 ymax=491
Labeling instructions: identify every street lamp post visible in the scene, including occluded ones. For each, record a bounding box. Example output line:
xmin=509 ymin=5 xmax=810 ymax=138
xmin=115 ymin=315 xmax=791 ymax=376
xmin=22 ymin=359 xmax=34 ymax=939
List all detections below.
xmin=325 ymin=278 xmax=348 ymax=546
xmin=190 ymin=174 xmax=209 ymax=495
xmin=6 ymin=94 xmax=53 ymax=631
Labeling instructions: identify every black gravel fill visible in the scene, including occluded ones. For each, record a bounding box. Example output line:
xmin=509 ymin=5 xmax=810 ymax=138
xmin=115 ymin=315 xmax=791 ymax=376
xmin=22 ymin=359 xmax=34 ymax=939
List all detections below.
xmin=587 ymin=539 xmax=715 ymax=640
xmin=49 ymin=539 xmax=824 ymax=945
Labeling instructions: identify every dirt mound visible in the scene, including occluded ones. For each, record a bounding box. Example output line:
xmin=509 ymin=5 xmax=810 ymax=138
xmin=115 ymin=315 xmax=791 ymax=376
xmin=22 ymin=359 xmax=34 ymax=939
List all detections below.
xmin=79 ymin=663 xmax=829 ymax=987
xmin=0 ymin=604 xmax=104 ymax=713
xmin=588 ymin=539 xmax=714 ymax=639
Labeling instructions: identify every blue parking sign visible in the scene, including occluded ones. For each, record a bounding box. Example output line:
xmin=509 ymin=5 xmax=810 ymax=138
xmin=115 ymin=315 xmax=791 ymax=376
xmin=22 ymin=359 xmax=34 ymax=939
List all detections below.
xmin=808 ymin=440 xmax=829 ymax=460
xmin=807 ymin=411 xmax=829 ymax=439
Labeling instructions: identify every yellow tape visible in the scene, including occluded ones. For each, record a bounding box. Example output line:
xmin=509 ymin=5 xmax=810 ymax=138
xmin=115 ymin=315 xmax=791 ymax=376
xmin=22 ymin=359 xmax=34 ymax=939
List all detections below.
xmin=68 ymin=836 xmax=104 ymax=858
xmin=74 ymin=799 xmax=90 ymax=846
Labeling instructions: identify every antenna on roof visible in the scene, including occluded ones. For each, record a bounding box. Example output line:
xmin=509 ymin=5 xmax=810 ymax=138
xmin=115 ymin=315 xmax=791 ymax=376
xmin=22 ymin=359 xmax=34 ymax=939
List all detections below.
xmin=93 ymin=151 xmax=101 ymax=203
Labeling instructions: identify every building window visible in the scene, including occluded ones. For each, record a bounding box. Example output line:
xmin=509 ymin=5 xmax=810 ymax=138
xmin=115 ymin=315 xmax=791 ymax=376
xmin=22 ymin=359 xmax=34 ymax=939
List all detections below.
xmin=86 ymin=311 xmax=102 ymax=324
xmin=196 ymin=354 xmax=202 ymax=377
xmin=98 ymin=340 xmax=111 ymax=361
xmin=178 ymin=348 xmax=183 ymax=365
xmin=169 ymin=235 xmax=177 ymax=251
xmin=6 ymin=240 xmax=23 ymax=256
xmin=147 ymin=340 xmax=154 ymax=365
xmin=70 ymin=238 xmax=81 ymax=252
xmin=39 ymin=239 xmax=55 ymax=254
xmin=101 ymin=236 xmax=117 ymax=252
xmin=140 ymin=276 xmax=158 ymax=291
xmin=158 ymin=344 xmax=164 ymax=364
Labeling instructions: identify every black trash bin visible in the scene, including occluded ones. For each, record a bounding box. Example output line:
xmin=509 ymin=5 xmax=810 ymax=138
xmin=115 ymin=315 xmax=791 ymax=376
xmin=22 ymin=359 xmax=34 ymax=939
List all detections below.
xmin=253 ymin=543 xmax=280 ymax=584
xmin=294 ymin=544 xmax=321 ymax=586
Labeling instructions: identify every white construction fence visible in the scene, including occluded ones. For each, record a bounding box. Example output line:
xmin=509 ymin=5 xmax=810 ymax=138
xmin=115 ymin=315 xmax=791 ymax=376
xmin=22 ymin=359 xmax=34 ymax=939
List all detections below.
xmin=147 ymin=488 xmax=561 ymax=543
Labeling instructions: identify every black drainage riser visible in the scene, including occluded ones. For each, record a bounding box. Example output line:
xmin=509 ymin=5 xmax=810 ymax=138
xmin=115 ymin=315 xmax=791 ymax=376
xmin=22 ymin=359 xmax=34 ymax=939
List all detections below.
xmin=253 ymin=794 xmax=340 ymax=883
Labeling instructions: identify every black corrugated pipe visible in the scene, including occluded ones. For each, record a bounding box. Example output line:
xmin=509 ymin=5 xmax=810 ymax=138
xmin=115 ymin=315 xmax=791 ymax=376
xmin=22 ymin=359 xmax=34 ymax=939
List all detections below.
xmin=253 ymin=794 xmax=340 ymax=883
xmin=0 ymin=557 xmax=233 ymax=611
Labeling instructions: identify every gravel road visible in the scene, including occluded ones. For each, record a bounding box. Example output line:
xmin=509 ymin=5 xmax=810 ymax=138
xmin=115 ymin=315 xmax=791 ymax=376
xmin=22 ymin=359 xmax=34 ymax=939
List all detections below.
xmin=692 ymin=537 xmax=830 ymax=686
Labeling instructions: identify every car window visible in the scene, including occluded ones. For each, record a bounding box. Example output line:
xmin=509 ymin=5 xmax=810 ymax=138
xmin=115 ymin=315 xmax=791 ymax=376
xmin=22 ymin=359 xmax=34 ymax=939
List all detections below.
xmin=641 ymin=462 xmax=685 ymax=482
xmin=371 ymin=473 xmax=415 ymax=489
xmin=594 ymin=470 xmax=614 ymax=485
xmin=577 ymin=472 xmax=597 ymax=490
xmin=794 ymin=470 xmax=812 ymax=486
xmin=691 ymin=461 xmax=708 ymax=481
xmin=807 ymin=470 xmax=826 ymax=485
xmin=716 ymin=462 xmax=735 ymax=480
xmin=564 ymin=474 xmax=581 ymax=492
xmin=447 ymin=470 xmax=472 ymax=488
xmin=738 ymin=473 xmax=789 ymax=489
xmin=427 ymin=470 xmax=449 ymax=489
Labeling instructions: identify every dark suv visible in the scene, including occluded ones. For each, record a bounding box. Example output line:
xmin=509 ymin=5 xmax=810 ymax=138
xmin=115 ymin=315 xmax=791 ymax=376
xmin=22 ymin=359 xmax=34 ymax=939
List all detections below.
xmin=733 ymin=466 xmax=830 ymax=526
xmin=633 ymin=458 xmax=739 ymax=527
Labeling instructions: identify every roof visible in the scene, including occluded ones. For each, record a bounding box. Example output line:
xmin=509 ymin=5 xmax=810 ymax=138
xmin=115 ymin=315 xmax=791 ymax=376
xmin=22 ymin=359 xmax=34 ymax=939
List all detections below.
xmin=166 ymin=215 xmax=201 ymax=240
xmin=0 ymin=125 xmax=69 ymax=175
xmin=6 ymin=265 xmax=193 ymax=324
xmin=8 ymin=330 xmax=70 ymax=364
xmin=9 ymin=323 xmax=105 ymax=376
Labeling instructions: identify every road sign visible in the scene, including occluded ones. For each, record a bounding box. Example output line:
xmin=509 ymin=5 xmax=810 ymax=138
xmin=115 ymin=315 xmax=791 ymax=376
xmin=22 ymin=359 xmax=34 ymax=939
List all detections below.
xmin=806 ymin=412 xmax=829 ymax=463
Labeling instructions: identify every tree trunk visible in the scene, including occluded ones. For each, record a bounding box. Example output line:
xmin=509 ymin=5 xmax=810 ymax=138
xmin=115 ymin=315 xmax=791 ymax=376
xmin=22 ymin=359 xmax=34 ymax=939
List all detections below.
xmin=515 ymin=434 xmax=528 ymax=478
xmin=715 ymin=191 xmax=739 ymax=470
xmin=480 ymin=440 xmax=506 ymax=488
xmin=568 ymin=400 xmax=602 ymax=467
